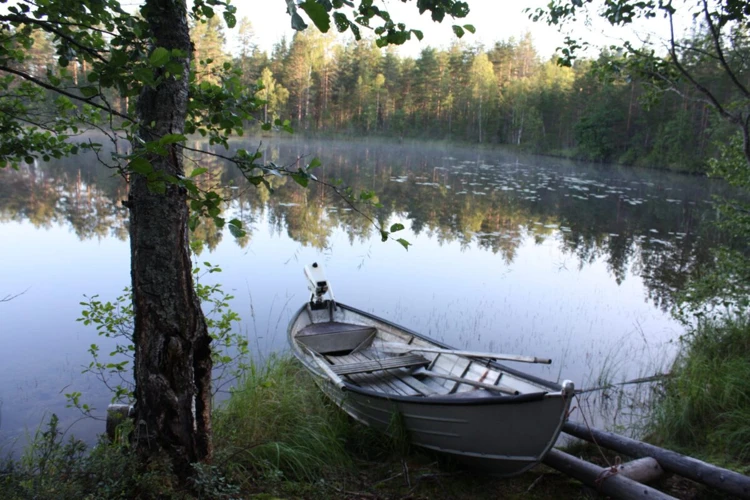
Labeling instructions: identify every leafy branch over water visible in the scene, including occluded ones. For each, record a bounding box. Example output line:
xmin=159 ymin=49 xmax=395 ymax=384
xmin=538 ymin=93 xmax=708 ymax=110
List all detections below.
xmin=70 ymin=261 xmax=249 ymax=418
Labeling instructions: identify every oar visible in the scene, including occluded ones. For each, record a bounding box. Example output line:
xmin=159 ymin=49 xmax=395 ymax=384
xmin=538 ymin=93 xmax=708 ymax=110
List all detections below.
xmin=412 ymin=368 xmax=520 ymax=395
xmin=303 ymin=346 xmax=347 ymax=390
xmin=376 ymin=342 xmax=552 ymax=365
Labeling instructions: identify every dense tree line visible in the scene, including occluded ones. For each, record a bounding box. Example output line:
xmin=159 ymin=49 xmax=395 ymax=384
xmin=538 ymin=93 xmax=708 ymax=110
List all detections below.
xmin=225 ymin=23 xmax=732 ymax=173
xmin=12 ymin=17 xmax=736 ymax=174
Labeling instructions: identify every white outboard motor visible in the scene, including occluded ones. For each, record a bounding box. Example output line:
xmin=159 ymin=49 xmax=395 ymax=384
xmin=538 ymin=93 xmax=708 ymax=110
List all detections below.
xmin=304 ymin=262 xmax=335 ymax=308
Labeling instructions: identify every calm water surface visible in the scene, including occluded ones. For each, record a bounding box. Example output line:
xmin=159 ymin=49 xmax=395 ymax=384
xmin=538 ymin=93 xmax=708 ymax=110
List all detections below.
xmin=0 ymin=138 xmax=738 ymax=449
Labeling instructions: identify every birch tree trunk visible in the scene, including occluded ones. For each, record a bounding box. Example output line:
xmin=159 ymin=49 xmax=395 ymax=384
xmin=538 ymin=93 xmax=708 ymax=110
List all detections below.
xmin=130 ymin=0 xmax=212 ymax=476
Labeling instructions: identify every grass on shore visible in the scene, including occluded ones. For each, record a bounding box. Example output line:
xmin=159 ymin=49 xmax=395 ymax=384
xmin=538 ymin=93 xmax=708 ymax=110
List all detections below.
xmin=0 ymin=355 xmax=592 ymax=499
xmin=4 ymin=344 xmax=745 ymax=499
xmin=648 ymin=314 xmax=750 ymax=472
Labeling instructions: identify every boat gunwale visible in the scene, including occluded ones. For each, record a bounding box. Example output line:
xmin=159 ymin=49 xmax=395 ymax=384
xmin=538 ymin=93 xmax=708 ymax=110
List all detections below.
xmin=288 ymin=302 xmax=566 ymax=407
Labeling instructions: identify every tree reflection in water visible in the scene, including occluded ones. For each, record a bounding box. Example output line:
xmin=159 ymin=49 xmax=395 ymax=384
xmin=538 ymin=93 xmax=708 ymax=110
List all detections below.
xmin=0 ymin=138 xmax=742 ymax=311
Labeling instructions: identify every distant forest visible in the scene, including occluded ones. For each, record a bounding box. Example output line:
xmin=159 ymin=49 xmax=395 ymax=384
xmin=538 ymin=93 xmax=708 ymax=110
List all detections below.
xmin=17 ymin=16 xmax=734 ymax=173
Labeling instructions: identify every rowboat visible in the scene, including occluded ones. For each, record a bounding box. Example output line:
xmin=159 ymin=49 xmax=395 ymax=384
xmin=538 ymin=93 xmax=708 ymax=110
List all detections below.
xmin=288 ymin=263 xmax=575 ymax=476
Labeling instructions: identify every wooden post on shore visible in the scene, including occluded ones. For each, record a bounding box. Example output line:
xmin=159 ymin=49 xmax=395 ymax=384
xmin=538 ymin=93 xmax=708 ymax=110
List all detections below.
xmin=563 ymin=421 xmax=750 ymax=499
xmin=106 ymin=404 xmax=134 ymax=442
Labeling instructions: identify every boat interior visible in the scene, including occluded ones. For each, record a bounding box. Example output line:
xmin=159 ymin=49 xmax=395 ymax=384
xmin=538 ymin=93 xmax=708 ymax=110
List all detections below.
xmin=295 ymin=318 xmax=555 ymax=399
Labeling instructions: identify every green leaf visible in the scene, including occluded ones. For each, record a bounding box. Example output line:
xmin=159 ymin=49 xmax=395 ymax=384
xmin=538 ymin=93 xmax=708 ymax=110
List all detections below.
xmin=159 ymin=133 xmax=187 ymax=145
xmin=380 ymin=230 xmax=389 ymax=242
xmin=129 ymin=157 xmax=153 ymax=175
xmin=411 ymin=29 xmax=423 ymax=41
xmin=390 ymin=223 xmax=405 ymax=233
xmin=223 ymin=10 xmax=237 ymax=28
xmin=148 ymin=180 xmax=167 ymax=194
xmin=190 ymin=167 xmax=208 ymax=177
xmin=228 ymin=220 xmax=246 ymax=238
xmin=463 ymin=24 xmax=476 ymax=34
xmin=80 ymin=86 xmax=98 ymax=98
xmin=149 ymin=47 xmax=170 ymax=67
xmin=452 ymin=25 xmax=465 ymax=38
xmin=300 ymin=1 xmax=331 ymax=32
xmin=133 ymin=67 xmax=155 ymax=86
xmin=291 ymin=172 xmax=309 ymax=188
xmin=396 ymin=238 xmax=411 ymax=251
xmin=110 ymin=50 xmax=129 ymax=68
xmin=333 ymin=12 xmax=349 ymax=32
xmin=291 ymin=11 xmax=308 ymax=30
xmin=189 ymin=215 xmax=200 ymax=231
xmin=308 ymin=157 xmax=322 ymax=170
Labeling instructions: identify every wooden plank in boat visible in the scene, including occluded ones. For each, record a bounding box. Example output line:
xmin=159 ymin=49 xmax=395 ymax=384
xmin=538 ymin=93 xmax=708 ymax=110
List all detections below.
xmin=296 ymin=322 xmax=376 ymax=354
xmin=433 ymin=355 xmax=471 ymax=391
xmin=349 ymin=352 xmax=422 ymax=397
xmin=454 ymin=362 xmax=499 ymax=394
xmin=350 ymin=352 xmax=419 ymax=396
xmin=298 ymin=322 xmax=375 ymax=336
xmin=325 ymin=353 xmax=394 ymax=395
xmin=388 ymin=369 xmax=439 ymax=396
xmin=326 ymin=352 xmax=414 ymax=396
xmin=330 ymin=354 xmax=429 ymax=375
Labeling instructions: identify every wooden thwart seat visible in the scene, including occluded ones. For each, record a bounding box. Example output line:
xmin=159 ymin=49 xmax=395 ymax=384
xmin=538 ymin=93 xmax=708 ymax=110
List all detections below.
xmin=330 ymin=354 xmax=429 ymax=376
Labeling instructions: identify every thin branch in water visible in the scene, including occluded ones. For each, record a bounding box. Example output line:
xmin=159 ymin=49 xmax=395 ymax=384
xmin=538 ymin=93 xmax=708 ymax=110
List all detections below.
xmin=1 ymin=288 xmax=29 ymax=303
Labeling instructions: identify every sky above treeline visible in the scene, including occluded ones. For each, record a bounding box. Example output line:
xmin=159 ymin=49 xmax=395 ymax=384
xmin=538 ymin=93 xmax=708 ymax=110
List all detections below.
xmin=232 ymin=0 xmax=681 ymax=59
xmin=0 ymin=0 xmax=685 ymax=58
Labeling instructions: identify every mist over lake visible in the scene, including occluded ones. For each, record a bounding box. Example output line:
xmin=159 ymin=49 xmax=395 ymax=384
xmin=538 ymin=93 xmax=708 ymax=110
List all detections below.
xmin=0 ymin=137 xmax=740 ymax=450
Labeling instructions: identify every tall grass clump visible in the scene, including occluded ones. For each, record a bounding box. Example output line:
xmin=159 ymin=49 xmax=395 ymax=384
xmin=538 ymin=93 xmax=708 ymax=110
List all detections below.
xmin=212 ymin=355 xmax=355 ymax=483
xmin=650 ymin=315 xmax=750 ymax=467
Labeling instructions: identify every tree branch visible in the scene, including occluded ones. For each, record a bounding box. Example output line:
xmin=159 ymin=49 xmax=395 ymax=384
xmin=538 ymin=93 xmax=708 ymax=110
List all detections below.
xmin=0 ymin=14 xmax=109 ymax=64
xmin=700 ymin=0 xmax=750 ymax=99
xmin=0 ymin=65 xmax=133 ymax=122
xmin=668 ymin=11 xmax=737 ymax=124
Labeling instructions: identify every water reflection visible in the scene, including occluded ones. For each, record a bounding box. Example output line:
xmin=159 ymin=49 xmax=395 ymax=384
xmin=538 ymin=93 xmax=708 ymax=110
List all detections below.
xmin=1 ymin=138 xmax=734 ymax=311
xmin=0 ymin=157 xmax=129 ymax=241
xmin=1 ymin=138 xmax=743 ymax=446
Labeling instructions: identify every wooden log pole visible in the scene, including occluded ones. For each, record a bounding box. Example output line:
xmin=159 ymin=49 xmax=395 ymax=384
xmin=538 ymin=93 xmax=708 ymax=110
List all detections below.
xmin=543 ymin=449 xmax=676 ymax=499
xmin=106 ymin=404 xmax=134 ymax=442
xmin=618 ymin=457 xmax=665 ymax=484
xmin=563 ymin=421 xmax=750 ymax=499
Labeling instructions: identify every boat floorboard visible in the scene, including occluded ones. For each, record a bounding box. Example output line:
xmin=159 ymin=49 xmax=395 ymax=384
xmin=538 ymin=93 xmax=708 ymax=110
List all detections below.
xmin=325 ymin=350 xmax=444 ymax=397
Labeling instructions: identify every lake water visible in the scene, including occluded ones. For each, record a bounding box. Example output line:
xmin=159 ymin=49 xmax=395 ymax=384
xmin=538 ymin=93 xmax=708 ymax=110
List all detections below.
xmin=0 ymin=137 xmax=738 ymax=450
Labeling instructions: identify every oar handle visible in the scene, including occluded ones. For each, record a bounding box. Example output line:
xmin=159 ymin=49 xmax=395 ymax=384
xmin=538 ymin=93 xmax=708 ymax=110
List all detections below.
xmin=303 ymin=346 xmax=347 ymax=390
xmin=378 ymin=342 xmax=552 ymax=365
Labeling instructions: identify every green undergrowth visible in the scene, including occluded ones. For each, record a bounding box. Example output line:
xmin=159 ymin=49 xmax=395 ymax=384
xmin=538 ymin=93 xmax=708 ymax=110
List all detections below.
xmin=0 ymin=354 xmax=596 ymax=499
xmin=648 ymin=314 xmax=750 ymax=472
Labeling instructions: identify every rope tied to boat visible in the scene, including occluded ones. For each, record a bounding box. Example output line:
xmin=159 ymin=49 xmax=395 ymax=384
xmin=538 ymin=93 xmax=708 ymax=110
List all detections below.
xmin=565 ymin=404 xmax=577 ymax=420
xmin=594 ymin=455 xmax=622 ymax=487
xmin=574 ymin=394 xmax=624 ymax=489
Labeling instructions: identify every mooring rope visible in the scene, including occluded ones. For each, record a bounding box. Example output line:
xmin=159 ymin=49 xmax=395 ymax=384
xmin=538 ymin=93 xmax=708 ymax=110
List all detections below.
xmin=573 ymin=393 xmax=623 ymax=488
xmin=576 ymin=373 xmax=670 ymax=394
